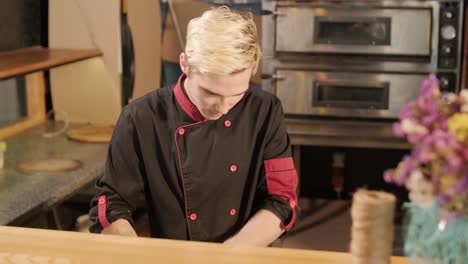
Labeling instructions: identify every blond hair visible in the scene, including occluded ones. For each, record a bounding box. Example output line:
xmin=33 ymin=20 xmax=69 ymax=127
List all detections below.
xmin=184 ymin=6 xmax=261 ymax=75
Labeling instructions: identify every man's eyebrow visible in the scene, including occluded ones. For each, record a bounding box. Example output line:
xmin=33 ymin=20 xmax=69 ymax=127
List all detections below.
xmin=200 ymin=86 xmax=249 ymax=97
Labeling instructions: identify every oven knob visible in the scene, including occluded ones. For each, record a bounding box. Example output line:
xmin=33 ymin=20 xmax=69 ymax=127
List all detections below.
xmin=441 ymin=25 xmax=456 ymax=40
xmin=442 ymin=45 xmax=452 ymax=55
xmin=440 ymin=77 xmax=450 ymax=90
xmin=443 ymin=11 xmax=454 ymax=19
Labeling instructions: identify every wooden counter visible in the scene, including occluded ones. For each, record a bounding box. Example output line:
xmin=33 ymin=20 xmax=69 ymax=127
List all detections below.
xmin=0 ymin=226 xmax=409 ymax=264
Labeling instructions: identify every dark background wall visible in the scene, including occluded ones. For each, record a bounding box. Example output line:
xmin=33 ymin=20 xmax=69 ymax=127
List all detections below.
xmin=0 ymin=0 xmax=49 ymax=126
xmin=0 ymin=0 xmax=47 ymax=51
xmin=299 ymin=146 xmax=408 ymax=203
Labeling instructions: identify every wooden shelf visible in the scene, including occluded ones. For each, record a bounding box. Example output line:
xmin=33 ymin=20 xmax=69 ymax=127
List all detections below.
xmin=0 ymin=46 xmax=102 ymax=80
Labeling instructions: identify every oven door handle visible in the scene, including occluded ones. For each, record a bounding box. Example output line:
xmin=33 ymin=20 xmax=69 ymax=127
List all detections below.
xmin=311 ymin=79 xmax=390 ymax=110
xmin=261 ymin=74 xmax=286 ymax=80
xmin=261 ymin=10 xmax=286 ymax=16
xmin=313 ymin=79 xmax=389 ymax=90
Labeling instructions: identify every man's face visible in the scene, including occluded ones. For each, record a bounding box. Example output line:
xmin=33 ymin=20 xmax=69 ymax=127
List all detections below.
xmin=184 ymin=68 xmax=252 ymax=120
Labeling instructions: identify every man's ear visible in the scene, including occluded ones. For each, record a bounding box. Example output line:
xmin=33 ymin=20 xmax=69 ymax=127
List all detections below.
xmin=179 ymin=52 xmax=190 ymax=76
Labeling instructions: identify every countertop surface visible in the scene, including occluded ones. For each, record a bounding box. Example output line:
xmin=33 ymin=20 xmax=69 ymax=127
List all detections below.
xmin=0 ymin=122 xmax=108 ymax=225
xmin=0 ymin=226 xmax=409 ymax=264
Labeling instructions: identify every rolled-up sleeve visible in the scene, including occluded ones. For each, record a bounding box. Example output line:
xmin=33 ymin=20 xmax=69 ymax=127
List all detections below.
xmin=257 ymin=97 xmax=298 ymax=231
xmin=89 ymin=107 xmax=145 ymax=233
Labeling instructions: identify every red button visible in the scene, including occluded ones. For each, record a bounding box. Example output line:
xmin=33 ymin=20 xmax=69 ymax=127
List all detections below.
xmin=178 ymin=128 xmax=185 ymax=135
xmin=189 ymin=213 xmax=197 ymax=220
xmin=224 ymin=120 xmax=231 ymax=127
xmin=230 ymin=209 xmax=236 ymax=216
xmin=290 ymin=201 xmax=296 ymax=208
xmin=98 ymin=197 xmax=105 ymax=205
xmin=230 ymin=165 xmax=237 ymax=172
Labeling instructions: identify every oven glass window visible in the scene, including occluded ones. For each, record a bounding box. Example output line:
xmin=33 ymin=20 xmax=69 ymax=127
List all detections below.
xmin=314 ymin=17 xmax=391 ymax=45
xmin=313 ymin=82 xmax=389 ymax=109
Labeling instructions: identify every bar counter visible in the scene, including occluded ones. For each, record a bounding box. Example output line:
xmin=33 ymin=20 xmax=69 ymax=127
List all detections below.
xmin=0 ymin=226 xmax=409 ymax=264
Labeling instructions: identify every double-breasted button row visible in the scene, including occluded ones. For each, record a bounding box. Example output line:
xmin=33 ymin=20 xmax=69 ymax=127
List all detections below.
xmin=177 ymin=119 xmax=232 ymax=137
xmin=188 ymin=208 xmax=237 ymax=221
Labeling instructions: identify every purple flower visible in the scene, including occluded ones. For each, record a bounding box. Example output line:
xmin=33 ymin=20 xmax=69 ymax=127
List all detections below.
xmin=438 ymin=116 xmax=449 ymax=131
xmin=437 ymin=194 xmax=451 ymax=205
xmin=420 ymin=113 xmax=439 ymax=127
xmin=412 ymin=146 xmax=431 ymax=163
xmin=442 ymin=165 xmax=458 ymax=176
xmin=418 ymin=98 xmax=440 ymax=114
xmin=433 ymin=129 xmax=446 ymax=139
xmin=448 ymin=155 xmax=462 ymax=168
xmin=408 ymin=132 xmax=427 ymax=144
xmin=447 ymin=135 xmax=462 ymax=150
xmin=463 ymin=148 xmax=468 ymax=161
xmin=399 ymin=102 xmax=417 ymax=120
xmin=419 ymin=74 xmax=440 ymax=96
xmin=383 ymin=170 xmax=394 ymax=183
xmin=451 ymin=173 xmax=468 ymax=194
xmin=385 ymin=74 xmax=468 ymax=216
xmin=392 ymin=155 xmax=421 ymax=185
xmin=434 ymin=139 xmax=448 ymax=151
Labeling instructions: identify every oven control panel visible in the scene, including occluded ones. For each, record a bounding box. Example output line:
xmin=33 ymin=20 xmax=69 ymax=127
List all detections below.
xmin=438 ymin=2 xmax=460 ymax=69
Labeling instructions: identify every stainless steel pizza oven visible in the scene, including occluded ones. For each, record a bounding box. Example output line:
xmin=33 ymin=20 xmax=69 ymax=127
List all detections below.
xmin=262 ymin=0 xmax=464 ymax=120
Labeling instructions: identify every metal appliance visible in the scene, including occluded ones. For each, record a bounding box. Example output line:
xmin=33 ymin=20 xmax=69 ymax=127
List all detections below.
xmin=262 ymin=0 xmax=464 ymax=120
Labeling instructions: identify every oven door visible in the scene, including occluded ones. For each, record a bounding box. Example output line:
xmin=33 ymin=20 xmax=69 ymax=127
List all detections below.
xmin=274 ymin=70 xmax=427 ymax=119
xmin=275 ymin=6 xmax=432 ymax=56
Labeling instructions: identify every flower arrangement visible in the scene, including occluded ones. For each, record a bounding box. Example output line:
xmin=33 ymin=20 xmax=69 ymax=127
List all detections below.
xmin=384 ymin=74 xmax=468 ymax=217
xmin=383 ymin=74 xmax=468 ymax=263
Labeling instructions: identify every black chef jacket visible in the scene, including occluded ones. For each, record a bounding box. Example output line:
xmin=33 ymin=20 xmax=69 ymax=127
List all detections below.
xmin=89 ymin=74 xmax=298 ymax=242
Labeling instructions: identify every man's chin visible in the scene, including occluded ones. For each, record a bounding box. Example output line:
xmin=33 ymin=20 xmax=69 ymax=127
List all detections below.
xmin=204 ymin=112 xmax=223 ymax=120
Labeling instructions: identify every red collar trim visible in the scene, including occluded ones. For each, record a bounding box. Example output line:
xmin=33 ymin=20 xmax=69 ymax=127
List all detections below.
xmin=174 ymin=74 xmax=205 ymax=122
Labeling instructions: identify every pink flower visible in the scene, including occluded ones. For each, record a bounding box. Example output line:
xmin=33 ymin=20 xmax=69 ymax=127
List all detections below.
xmin=393 ymin=122 xmax=405 ymax=137
xmin=383 ymin=170 xmax=394 ymax=183
xmin=413 ymin=146 xmax=431 ymax=163
xmin=448 ymin=155 xmax=461 ymax=168
xmin=463 ymin=148 xmax=468 ymax=161
xmin=419 ymin=74 xmax=440 ymax=96
xmin=421 ymin=113 xmax=439 ymax=127
xmin=434 ymin=139 xmax=448 ymax=151
xmin=392 ymin=155 xmax=421 ymax=186
xmin=408 ymin=132 xmax=427 ymax=144
xmin=399 ymin=102 xmax=417 ymax=120
xmin=418 ymin=98 xmax=440 ymax=115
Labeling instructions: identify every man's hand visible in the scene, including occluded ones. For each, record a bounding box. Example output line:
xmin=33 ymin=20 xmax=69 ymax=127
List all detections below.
xmin=223 ymin=209 xmax=284 ymax=247
xmin=101 ymin=219 xmax=138 ymax=237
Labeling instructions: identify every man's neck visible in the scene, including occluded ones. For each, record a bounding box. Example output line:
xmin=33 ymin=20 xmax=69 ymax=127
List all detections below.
xmin=182 ymin=78 xmax=195 ymax=105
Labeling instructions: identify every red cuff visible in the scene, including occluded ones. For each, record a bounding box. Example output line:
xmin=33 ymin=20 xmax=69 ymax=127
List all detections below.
xmin=264 ymin=157 xmax=298 ymax=231
xmin=97 ymin=195 xmax=111 ymax=229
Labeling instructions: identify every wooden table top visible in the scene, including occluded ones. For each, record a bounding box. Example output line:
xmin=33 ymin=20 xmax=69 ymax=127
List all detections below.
xmin=0 ymin=226 xmax=409 ymax=264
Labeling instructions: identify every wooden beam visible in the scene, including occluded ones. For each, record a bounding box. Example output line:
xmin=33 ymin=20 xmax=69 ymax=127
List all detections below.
xmin=26 ymin=72 xmax=46 ymax=120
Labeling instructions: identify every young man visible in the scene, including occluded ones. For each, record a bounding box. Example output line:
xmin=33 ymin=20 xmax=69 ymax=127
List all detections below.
xmin=89 ymin=7 xmax=298 ymax=246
